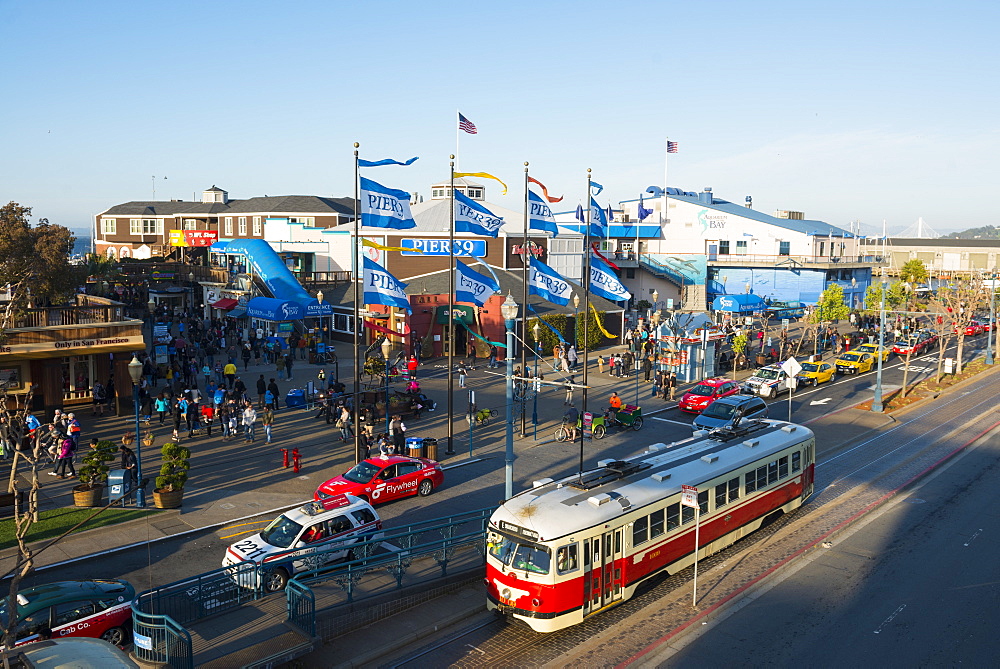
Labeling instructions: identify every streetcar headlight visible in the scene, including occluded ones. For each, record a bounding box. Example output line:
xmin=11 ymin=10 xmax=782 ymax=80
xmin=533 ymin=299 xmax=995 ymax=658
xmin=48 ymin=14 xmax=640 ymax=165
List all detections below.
xmin=501 ymin=588 xmax=512 ymax=599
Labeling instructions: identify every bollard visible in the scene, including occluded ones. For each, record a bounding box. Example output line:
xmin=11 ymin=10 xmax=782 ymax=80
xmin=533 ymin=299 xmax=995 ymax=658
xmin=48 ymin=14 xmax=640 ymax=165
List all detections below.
xmin=292 ymin=448 xmax=301 ymax=473
xmin=281 ymin=448 xmax=289 ymax=468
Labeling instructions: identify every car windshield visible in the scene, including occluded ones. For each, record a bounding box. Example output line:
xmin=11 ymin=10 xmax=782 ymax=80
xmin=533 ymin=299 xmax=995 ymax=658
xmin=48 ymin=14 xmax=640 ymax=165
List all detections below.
xmin=800 ymin=363 xmax=820 ymax=372
xmin=342 ymin=461 xmax=383 ymax=484
xmin=688 ymin=384 xmax=716 ymax=397
xmin=487 ymin=531 xmax=550 ymax=574
xmin=259 ymin=515 xmax=304 ymax=549
xmin=840 ymin=354 xmax=861 ymax=362
xmin=755 ymin=369 xmax=779 ymax=380
xmin=702 ymin=401 xmax=738 ymax=419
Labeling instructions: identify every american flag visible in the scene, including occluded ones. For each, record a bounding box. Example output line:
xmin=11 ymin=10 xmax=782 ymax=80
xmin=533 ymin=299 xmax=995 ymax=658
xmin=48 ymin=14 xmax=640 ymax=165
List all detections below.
xmin=667 ymin=140 xmax=679 ymax=153
xmin=458 ymin=113 xmax=477 ymax=135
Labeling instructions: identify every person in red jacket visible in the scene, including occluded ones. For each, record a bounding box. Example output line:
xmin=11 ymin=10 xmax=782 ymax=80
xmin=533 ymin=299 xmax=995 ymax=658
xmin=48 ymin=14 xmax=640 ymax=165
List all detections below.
xmin=407 ymin=355 xmax=418 ymax=380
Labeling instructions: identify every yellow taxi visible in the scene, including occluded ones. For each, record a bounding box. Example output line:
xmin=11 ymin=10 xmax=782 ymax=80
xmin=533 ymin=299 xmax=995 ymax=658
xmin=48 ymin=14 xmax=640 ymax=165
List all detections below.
xmin=834 ymin=351 xmax=875 ymax=375
xmin=797 ymin=361 xmax=836 ymax=386
xmin=855 ymin=342 xmax=892 ymax=362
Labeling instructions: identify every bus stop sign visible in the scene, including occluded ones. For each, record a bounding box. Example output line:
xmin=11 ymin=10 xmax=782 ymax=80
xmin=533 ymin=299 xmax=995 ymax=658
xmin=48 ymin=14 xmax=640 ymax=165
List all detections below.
xmin=681 ymin=485 xmax=698 ymax=509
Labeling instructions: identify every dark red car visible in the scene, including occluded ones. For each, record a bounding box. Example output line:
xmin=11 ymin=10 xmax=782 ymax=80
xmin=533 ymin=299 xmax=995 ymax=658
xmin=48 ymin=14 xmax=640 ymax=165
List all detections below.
xmin=892 ymin=330 xmax=938 ymax=356
xmin=314 ymin=455 xmax=444 ymax=505
xmin=678 ymin=377 xmax=742 ymax=414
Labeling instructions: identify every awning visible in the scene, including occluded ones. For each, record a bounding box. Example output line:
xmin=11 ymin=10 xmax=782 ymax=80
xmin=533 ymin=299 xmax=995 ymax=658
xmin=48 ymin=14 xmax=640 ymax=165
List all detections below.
xmin=228 ymin=307 xmax=247 ymax=318
xmin=210 ymin=298 xmax=238 ymax=310
xmin=711 ymin=294 xmax=768 ymax=313
xmin=559 ymin=224 xmax=661 ymax=238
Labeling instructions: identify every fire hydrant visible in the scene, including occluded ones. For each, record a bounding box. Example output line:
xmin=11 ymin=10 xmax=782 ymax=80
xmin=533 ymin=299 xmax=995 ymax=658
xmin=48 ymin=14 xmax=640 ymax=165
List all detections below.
xmin=292 ymin=448 xmax=301 ymax=473
xmin=281 ymin=448 xmax=290 ymax=468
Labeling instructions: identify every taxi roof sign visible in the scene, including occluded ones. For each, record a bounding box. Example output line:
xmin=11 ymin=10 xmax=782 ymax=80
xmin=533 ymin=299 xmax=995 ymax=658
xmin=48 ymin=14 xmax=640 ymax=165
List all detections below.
xmin=299 ymin=494 xmax=352 ymax=516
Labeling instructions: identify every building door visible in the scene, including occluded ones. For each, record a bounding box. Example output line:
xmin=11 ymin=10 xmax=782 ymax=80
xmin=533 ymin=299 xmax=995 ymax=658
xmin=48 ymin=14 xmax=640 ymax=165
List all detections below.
xmin=61 ymin=355 xmax=94 ymax=403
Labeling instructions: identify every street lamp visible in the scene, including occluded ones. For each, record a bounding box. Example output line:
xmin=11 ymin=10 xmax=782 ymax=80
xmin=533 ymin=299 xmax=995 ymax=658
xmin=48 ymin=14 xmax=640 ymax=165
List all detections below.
xmin=532 ymin=322 xmax=541 ymax=439
xmin=501 ymin=293 xmax=519 ymax=499
xmin=572 ymin=293 xmax=581 ymax=352
xmin=987 ymin=281 xmax=996 ymax=365
xmin=127 ymin=355 xmax=146 ymax=508
xmin=316 ymin=290 xmax=325 ymax=346
xmin=651 ymin=290 xmax=659 ymax=324
xmin=871 ymin=269 xmax=887 ymax=413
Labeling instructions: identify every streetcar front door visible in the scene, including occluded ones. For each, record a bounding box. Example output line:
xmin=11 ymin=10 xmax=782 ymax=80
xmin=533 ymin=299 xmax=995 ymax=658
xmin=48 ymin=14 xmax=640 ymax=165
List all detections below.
xmin=583 ymin=536 xmax=600 ymax=616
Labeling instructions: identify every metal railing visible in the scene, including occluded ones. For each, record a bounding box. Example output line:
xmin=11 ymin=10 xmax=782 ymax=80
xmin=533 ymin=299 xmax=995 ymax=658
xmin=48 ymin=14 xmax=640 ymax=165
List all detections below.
xmin=132 ymin=609 xmax=194 ymax=669
xmin=134 ymin=559 xmax=260 ymax=626
xmin=286 ymin=580 xmax=316 ymax=638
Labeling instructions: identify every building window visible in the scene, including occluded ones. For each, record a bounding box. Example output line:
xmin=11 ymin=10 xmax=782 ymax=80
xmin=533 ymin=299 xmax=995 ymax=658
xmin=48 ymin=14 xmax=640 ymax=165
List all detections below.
xmin=225 ymin=218 xmax=233 ymax=236
xmin=779 ymin=241 xmax=790 ymax=256
xmin=184 ymin=219 xmax=198 ymax=230
xmin=289 ymin=217 xmax=316 ymax=227
xmin=253 ymin=217 xmax=262 ymax=235
xmin=130 ymin=219 xmax=141 ymax=235
xmin=238 ymin=217 xmax=247 ymax=235
xmin=819 ymin=242 xmax=825 ymax=257
xmin=718 ymin=240 xmax=730 ymax=255
xmin=141 ymin=219 xmax=159 ymax=235
xmin=625 ymin=268 xmax=636 ymax=279
xmin=735 ymin=240 xmax=747 ymax=255
xmin=101 ymin=218 xmax=116 ymax=234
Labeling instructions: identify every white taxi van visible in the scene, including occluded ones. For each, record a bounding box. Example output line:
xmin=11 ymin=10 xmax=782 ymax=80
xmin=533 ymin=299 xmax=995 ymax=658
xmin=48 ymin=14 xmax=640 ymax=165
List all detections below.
xmin=223 ymin=494 xmax=382 ymax=592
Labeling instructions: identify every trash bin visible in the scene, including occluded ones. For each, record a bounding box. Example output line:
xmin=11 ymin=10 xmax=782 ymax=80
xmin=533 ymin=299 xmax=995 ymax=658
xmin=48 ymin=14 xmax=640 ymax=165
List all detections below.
xmin=108 ymin=468 xmax=133 ymax=503
xmin=424 ymin=437 xmax=438 ymax=461
xmin=406 ymin=436 xmax=424 ymax=458
xmin=286 ymin=389 xmax=306 ymax=409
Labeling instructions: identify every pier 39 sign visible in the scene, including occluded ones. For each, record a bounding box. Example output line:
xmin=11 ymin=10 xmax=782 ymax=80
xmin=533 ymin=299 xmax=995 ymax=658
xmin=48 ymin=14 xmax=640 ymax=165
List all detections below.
xmin=400 ymin=239 xmax=486 ymax=257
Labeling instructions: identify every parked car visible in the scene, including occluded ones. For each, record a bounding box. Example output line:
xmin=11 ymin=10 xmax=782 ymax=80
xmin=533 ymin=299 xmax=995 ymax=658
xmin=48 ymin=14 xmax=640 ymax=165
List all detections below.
xmin=677 ymin=377 xmax=742 ymax=414
xmin=0 ymin=580 xmax=134 ymax=648
xmin=742 ymin=364 xmax=796 ymax=398
xmin=692 ymin=395 xmax=769 ymax=431
xmin=855 ymin=342 xmax=892 ymax=362
xmin=834 ymin=351 xmax=876 ymax=375
xmin=223 ymin=494 xmax=383 ymax=592
xmin=314 ymin=455 xmax=444 ymax=504
xmin=797 ymin=361 xmax=836 ymax=386
xmin=892 ymin=330 xmax=938 ymax=356
xmin=957 ymin=320 xmax=986 ymax=336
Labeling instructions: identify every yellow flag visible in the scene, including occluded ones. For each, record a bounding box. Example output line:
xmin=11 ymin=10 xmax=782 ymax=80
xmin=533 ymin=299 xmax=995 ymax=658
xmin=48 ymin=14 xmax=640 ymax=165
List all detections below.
xmin=362 ymin=238 xmax=421 ymax=253
xmin=453 ymin=172 xmax=508 ymax=195
xmin=590 ymin=302 xmax=616 ymax=339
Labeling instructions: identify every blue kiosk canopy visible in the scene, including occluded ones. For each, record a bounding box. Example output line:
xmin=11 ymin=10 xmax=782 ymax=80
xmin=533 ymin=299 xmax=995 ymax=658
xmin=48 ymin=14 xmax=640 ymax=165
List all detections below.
xmin=712 ymin=294 xmax=767 ymax=313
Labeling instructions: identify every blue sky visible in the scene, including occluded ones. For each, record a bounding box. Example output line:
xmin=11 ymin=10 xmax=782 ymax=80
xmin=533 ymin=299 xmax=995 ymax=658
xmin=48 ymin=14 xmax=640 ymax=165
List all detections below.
xmin=3 ymin=0 xmax=998 ymax=238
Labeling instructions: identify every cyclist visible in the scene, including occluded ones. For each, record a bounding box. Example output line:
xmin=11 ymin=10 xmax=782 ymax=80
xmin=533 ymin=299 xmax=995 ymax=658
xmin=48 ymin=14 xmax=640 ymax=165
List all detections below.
xmin=608 ymin=392 xmax=623 ymax=424
xmin=562 ymin=405 xmax=580 ymax=440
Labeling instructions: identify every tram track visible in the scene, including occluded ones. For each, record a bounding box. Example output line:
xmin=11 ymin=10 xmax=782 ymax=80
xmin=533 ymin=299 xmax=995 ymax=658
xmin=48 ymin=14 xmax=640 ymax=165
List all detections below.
xmin=378 ymin=366 xmax=1000 ymax=669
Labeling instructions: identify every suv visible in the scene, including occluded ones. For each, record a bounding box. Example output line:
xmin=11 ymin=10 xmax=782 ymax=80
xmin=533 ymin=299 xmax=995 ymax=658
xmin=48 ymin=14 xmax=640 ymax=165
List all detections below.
xmin=692 ymin=395 xmax=768 ymax=431
xmin=678 ymin=378 xmax=742 ymax=414
xmin=223 ymin=494 xmax=383 ymax=592
xmin=742 ymin=364 xmax=796 ymax=398
xmin=0 ymin=580 xmax=134 ymax=648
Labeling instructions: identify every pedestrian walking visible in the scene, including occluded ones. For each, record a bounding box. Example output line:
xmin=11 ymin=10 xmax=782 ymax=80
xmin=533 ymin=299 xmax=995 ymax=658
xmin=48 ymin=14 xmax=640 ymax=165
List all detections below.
xmin=224 ymin=361 xmax=237 ymax=388
xmin=389 ymin=414 xmax=406 ymax=454
xmin=50 ymin=434 xmax=76 ymax=479
xmin=642 ymin=356 xmax=652 ymax=382
xmin=267 ymin=378 xmax=281 ymax=410
xmin=262 ymin=407 xmax=274 ymax=444
xmin=276 ymin=355 xmax=286 ymax=380
xmin=668 ymin=372 xmax=678 ymax=402
xmin=201 ymin=403 xmax=215 ymax=437
xmin=564 ymin=374 xmax=575 ymax=405
xmin=608 ymin=355 xmax=616 ymax=377
xmin=597 ymin=355 xmax=605 ymax=374
xmin=284 ymin=354 xmax=294 ymax=381
xmin=458 ymin=362 xmax=467 ymax=388
xmin=337 ymin=405 xmax=353 ymax=442
xmin=256 ymin=374 xmax=267 ymax=409
xmin=91 ymin=381 xmax=106 ymax=417
xmin=407 ymin=355 xmax=418 ymax=380
xmin=243 ymin=404 xmax=257 ymax=442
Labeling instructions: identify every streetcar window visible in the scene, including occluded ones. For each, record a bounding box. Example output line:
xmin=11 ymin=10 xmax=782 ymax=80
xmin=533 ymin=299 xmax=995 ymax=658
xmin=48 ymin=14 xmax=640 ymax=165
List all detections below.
xmin=792 ymin=451 xmax=801 ymax=472
xmin=699 ymin=490 xmax=709 ymax=514
xmin=682 ymin=504 xmax=695 ymax=525
xmin=557 ymin=544 xmax=579 ymax=574
xmin=779 ymin=456 xmax=789 ymax=479
xmin=756 ymin=466 xmax=768 ymax=490
xmin=487 ymin=532 xmax=516 ymax=564
xmin=728 ymin=477 xmax=740 ymax=502
xmin=633 ymin=516 xmax=648 ymax=546
xmin=615 ymin=531 xmax=622 ymax=555
xmin=746 ymin=471 xmax=757 ymax=494
xmin=583 ymin=540 xmax=590 ymax=566
xmin=768 ymin=460 xmax=779 ymax=484
xmin=512 ymin=544 xmax=550 ymax=574
xmin=666 ymin=503 xmax=680 ymax=530
xmin=650 ymin=509 xmax=665 ymax=538
xmin=715 ymin=483 xmax=727 ymax=508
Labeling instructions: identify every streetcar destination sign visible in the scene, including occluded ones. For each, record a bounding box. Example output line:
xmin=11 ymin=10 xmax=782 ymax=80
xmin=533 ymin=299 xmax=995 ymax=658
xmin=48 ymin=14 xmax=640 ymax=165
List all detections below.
xmin=498 ymin=521 xmax=539 ymax=541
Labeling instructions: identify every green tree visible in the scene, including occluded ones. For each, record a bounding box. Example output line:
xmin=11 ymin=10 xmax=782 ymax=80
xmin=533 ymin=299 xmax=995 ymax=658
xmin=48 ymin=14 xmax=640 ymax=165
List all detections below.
xmin=0 ymin=203 xmax=76 ymax=329
xmin=809 ymin=284 xmax=850 ymax=323
xmin=898 ymin=259 xmax=928 ymax=285
xmin=863 ymin=280 xmax=908 ymax=312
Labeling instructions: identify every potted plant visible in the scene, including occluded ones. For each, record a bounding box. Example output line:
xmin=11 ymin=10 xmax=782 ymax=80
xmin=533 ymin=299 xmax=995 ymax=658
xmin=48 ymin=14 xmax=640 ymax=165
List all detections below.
xmin=73 ymin=438 xmax=118 ymax=507
xmin=153 ymin=441 xmax=190 ymax=509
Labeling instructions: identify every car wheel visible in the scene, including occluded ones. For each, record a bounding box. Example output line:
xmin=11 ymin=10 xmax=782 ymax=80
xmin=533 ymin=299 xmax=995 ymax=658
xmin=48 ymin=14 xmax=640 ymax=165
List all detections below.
xmin=418 ymin=479 xmax=434 ymax=496
xmin=356 ymin=495 xmax=369 ymax=504
xmin=263 ymin=567 xmax=289 ymax=593
xmin=761 ymin=387 xmax=772 ymax=399
xmin=101 ymin=626 xmax=127 ymax=646
xmin=631 ymin=417 xmax=644 ymax=430
xmin=812 ymin=378 xmax=818 ymax=387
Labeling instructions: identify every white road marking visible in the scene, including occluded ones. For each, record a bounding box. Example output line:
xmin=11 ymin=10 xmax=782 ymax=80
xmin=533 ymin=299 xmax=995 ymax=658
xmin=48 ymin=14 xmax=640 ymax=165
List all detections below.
xmin=964 ymin=529 xmax=983 ymax=547
xmin=651 ymin=416 xmax=694 ymax=427
xmin=809 ymin=398 xmax=832 ymax=405
xmin=873 ymin=604 xmax=907 ymax=634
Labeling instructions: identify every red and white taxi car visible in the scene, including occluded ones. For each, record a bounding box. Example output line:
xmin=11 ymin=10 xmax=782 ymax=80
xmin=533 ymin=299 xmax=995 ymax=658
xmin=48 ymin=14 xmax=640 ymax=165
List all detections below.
xmin=678 ymin=377 xmax=742 ymax=414
xmin=315 ymin=455 xmax=444 ymax=505
xmin=0 ymin=580 xmax=134 ymax=648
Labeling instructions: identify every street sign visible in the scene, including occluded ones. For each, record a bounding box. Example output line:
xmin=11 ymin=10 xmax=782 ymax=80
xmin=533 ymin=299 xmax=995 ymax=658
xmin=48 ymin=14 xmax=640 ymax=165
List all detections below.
xmin=582 ymin=412 xmax=593 ymax=438
xmin=681 ymin=484 xmax=699 ymax=509
xmin=781 ymin=356 xmax=802 ymax=378
xmin=781 ymin=318 xmax=790 ymax=330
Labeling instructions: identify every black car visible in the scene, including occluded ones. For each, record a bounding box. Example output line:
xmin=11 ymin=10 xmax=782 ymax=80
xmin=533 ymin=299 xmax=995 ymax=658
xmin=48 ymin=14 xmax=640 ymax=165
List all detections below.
xmin=692 ymin=395 xmax=769 ymax=431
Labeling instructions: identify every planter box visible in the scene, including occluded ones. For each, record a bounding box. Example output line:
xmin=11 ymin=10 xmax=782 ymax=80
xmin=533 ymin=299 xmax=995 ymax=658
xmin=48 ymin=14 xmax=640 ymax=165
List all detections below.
xmin=153 ymin=488 xmax=183 ymax=509
xmin=73 ymin=485 xmax=104 ymax=508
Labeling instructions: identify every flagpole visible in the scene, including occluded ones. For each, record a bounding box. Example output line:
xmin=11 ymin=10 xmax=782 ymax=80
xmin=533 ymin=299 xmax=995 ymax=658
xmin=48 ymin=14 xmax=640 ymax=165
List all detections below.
xmin=520 ymin=162 xmax=529 ymax=437
xmin=446 ymin=155 xmax=456 ymax=456
xmin=455 ymin=112 xmax=460 ymax=172
xmin=352 ymin=142 xmax=363 ymax=464
xmin=580 ymin=169 xmax=592 ymax=482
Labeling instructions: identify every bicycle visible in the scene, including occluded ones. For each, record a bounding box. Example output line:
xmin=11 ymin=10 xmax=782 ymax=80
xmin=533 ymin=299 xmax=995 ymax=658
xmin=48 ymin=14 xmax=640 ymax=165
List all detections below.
xmin=554 ymin=423 xmax=578 ymax=442
xmin=474 ymin=408 xmax=498 ymax=426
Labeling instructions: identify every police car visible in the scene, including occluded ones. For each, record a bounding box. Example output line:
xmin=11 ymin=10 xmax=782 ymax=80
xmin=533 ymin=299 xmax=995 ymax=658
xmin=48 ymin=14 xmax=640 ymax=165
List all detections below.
xmin=222 ymin=495 xmax=382 ymax=592
xmin=742 ymin=363 xmax=796 ymax=398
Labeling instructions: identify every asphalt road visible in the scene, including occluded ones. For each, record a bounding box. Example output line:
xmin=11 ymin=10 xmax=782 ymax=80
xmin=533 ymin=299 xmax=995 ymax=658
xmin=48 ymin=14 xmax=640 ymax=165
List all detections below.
xmin=16 ymin=333 xmax=992 ymax=596
xmin=646 ymin=414 xmax=1000 ymax=668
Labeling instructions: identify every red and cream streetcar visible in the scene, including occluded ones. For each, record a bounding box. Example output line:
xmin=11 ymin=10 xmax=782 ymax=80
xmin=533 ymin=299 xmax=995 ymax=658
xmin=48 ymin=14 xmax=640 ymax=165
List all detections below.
xmin=486 ymin=418 xmax=815 ymax=632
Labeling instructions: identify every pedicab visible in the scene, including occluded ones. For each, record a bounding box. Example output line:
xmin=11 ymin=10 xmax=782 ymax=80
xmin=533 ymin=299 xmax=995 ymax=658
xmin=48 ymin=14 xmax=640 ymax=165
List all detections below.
xmin=581 ymin=404 xmax=644 ymax=439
